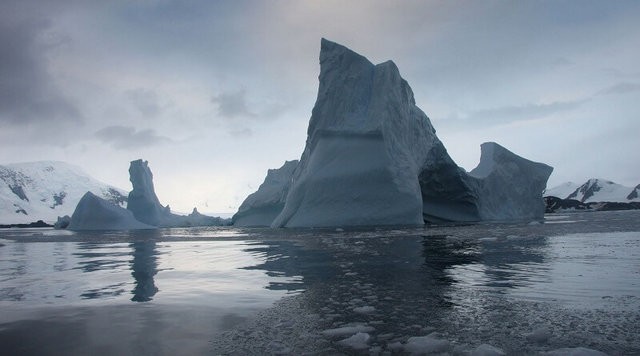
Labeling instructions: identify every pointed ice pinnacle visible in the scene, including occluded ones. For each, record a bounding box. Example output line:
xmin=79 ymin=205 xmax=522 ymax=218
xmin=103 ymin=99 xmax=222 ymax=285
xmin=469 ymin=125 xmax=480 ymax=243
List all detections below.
xmin=238 ymin=39 xmax=553 ymax=227
xmin=126 ymin=159 xmax=229 ymax=227
xmin=127 ymin=159 xmax=168 ymax=226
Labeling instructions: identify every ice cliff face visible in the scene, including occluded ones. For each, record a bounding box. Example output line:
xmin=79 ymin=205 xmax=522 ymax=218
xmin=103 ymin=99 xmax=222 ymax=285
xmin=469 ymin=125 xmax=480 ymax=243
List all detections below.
xmin=271 ymin=39 xmax=441 ymax=227
xmin=240 ymin=39 xmax=552 ymax=227
xmin=233 ymin=160 xmax=298 ymax=227
xmin=465 ymin=142 xmax=552 ymax=221
xmin=68 ymin=192 xmax=153 ymax=230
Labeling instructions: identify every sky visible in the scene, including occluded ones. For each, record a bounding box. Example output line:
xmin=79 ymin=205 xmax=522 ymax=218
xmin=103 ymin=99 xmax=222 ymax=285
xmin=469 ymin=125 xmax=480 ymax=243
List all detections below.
xmin=1 ymin=0 xmax=639 ymax=214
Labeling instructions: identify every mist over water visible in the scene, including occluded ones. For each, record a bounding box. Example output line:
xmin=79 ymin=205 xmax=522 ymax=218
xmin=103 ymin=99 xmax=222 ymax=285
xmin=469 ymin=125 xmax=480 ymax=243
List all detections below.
xmin=1 ymin=210 xmax=639 ymax=354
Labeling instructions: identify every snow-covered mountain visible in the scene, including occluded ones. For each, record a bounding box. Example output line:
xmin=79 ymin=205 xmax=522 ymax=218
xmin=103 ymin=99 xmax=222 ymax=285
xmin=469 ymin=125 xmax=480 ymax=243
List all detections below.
xmin=544 ymin=182 xmax=579 ymax=200
xmin=545 ymin=179 xmax=639 ymax=203
xmin=0 ymin=161 xmax=127 ymax=224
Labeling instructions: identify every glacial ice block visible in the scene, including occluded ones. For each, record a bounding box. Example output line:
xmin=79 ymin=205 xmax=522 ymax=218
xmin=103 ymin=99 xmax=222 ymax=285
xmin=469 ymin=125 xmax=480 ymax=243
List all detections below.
xmin=68 ymin=192 xmax=153 ymax=230
xmin=468 ymin=142 xmax=553 ymax=221
xmin=271 ymin=39 xmax=436 ymax=228
xmin=419 ymin=142 xmax=552 ymax=222
xmin=233 ymin=160 xmax=298 ymax=227
xmin=238 ymin=39 xmax=552 ymax=228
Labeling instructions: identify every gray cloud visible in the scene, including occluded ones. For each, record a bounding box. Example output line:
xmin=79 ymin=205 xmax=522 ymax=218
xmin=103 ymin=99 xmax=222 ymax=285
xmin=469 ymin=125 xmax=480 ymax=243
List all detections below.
xmin=0 ymin=6 xmax=80 ymax=125
xmin=1 ymin=0 xmax=639 ymax=212
xmin=211 ymin=89 xmax=255 ymax=119
xmin=437 ymin=78 xmax=640 ymax=130
xmin=438 ymin=99 xmax=587 ymax=129
xmin=228 ymin=127 xmax=253 ymax=138
xmin=126 ymin=88 xmax=161 ymax=118
xmin=598 ymin=82 xmax=640 ymax=96
xmin=95 ymin=125 xmax=172 ymax=150
xmin=471 ymin=100 xmax=585 ymax=123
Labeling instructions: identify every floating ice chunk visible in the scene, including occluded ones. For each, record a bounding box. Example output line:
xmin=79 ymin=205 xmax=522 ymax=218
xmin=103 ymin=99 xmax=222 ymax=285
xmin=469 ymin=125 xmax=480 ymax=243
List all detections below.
xmin=403 ymin=332 xmax=451 ymax=354
xmin=525 ymin=327 xmax=552 ymax=343
xmin=543 ymin=347 xmax=608 ymax=356
xmin=337 ymin=332 xmax=370 ymax=350
xmin=321 ymin=324 xmax=375 ymax=338
xmin=387 ymin=341 xmax=404 ymax=352
xmin=471 ymin=343 xmax=506 ymax=356
xmin=353 ymin=305 xmax=376 ymax=314
xmin=54 ymin=215 xmax=71 ymax=229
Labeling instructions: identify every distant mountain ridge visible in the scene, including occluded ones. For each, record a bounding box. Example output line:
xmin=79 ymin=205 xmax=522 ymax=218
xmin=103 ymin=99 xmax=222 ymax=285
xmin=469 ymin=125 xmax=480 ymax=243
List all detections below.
xmin=545 ymin=178 xmax=640 ymax=203
xmin=0 ymin=161 xmax=127 ymax=224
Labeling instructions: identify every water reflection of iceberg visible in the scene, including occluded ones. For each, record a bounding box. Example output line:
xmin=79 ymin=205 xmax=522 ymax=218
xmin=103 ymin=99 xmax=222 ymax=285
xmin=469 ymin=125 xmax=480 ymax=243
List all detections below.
xmin=242 ymin=240 xmax=339 ymax=291
xmin=130 ymin=240 xmax=159 ymax=302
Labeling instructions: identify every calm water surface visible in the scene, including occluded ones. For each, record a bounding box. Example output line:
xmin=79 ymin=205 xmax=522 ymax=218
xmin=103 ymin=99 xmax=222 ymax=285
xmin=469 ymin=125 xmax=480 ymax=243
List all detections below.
xmin=1 ymin=210 xmax=639 ymax=355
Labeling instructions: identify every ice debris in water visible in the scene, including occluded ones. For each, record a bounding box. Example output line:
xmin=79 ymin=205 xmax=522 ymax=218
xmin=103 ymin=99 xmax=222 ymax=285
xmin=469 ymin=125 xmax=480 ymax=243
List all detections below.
xmin=353 ymin=305 xmax=376 ymax=314
xmin=543 ymin=347 xmax=608 ymax=356
xmin=471 ymin=343 xmax=506 ymax=356
xmin=320 ymin=323 xmax=375 ymax=338
xmin=337 ymin=332 xmax=371 ymax=350
xmin=525 ymin=326 xmax=552 ymax=343
xmin=403 ymin=332 xmax=451 ymax=354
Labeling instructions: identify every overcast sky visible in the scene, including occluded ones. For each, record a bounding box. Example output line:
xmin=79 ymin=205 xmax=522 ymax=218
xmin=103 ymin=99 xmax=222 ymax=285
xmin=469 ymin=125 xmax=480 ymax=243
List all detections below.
xmin=1 ymin=0 xmax=639 ymax=214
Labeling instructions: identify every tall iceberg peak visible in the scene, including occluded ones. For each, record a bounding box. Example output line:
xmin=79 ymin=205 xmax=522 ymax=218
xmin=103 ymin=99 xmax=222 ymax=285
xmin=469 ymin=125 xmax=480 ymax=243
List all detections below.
xmin=125 ymin=159 xmax=229 ymax=227
xmin=271 ymin=39 xmax=446 ymax=227
xmin=237 ymin=39 xmax=552 ymax=228
xmin=127 ymin=159 xmax=167 ymax=226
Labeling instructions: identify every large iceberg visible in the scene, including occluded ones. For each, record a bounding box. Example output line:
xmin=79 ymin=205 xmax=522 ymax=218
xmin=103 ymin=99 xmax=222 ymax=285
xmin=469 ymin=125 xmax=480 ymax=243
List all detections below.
xmin=237 ymin=39 xmax=552 ymax=228
xmin=233 ymin=160 xmax=298 ymax=227
xmin=68 ymin=192 xmax=153 ymax=230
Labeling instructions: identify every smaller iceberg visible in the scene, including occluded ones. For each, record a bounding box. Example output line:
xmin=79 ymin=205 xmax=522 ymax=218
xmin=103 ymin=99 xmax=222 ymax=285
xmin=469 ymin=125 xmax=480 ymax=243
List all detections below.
xmin=127 ymin=159 xmax=176 ymax=227
xmin=233 ymin=160 xmax=298 ymax=227
xmin=68 ymin=192 xmax=153 ymax=230
xmin=65 ymin=159 xmax=229 ymax=230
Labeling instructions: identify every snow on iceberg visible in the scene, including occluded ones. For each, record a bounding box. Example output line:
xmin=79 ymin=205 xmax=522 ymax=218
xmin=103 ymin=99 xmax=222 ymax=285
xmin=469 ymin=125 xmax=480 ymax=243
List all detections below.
xmin=238 ymin=39 xmax=552 ymax=227
xmin=68 ymin=192 xmax=153 ymax=230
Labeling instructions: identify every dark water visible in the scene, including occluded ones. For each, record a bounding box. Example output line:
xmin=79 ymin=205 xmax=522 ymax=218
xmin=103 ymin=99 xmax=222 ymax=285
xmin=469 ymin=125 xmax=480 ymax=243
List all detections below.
xmin=1 ymin=210 xmax=639 ymax=355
